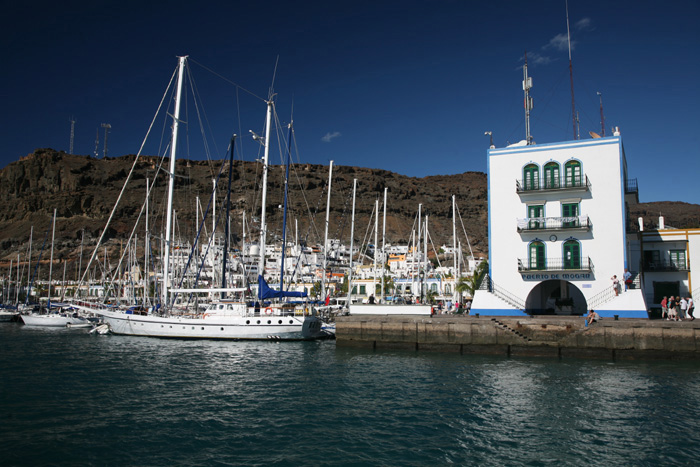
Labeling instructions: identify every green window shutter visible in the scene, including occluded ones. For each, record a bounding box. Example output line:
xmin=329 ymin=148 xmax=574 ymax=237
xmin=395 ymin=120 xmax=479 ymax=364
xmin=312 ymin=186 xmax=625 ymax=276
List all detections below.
xmin=563 ymin=240 xmax=581 ymax=269
xmin=524 ymin=165 xmax=539 ymax=190
xmin=529 ymin=242 xmax=545 ymax=270
xmin=565 ymin=161 xmax=581 ymax=187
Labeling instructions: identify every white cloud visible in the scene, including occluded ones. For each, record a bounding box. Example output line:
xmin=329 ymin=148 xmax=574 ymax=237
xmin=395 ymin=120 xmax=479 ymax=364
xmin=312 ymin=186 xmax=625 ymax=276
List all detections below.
xmin=321 ymin=131 xmax=341 ymax=143
xmin=575 ymin=17 xmax=592 ymax=31
xmin=545 ymin=33 xmax=572 ymax=52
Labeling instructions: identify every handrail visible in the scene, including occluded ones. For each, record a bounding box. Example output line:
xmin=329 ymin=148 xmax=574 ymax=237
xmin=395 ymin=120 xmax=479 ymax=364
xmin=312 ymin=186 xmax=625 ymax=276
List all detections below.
xmin=517 ymin=215 xmax=591 ymax=232
xmin=478 ymin=274 xmax=526 ymax=311
xmin=516 ymin=174 xmax=590 ymax=193
xmin=517 ymin=257 xmax=594 ymax=273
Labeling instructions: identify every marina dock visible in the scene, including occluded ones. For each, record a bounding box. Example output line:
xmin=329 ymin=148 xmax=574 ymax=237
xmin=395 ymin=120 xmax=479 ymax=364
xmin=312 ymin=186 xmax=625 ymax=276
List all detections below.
xmin=335 ymin=315 xmax=700 ymax=360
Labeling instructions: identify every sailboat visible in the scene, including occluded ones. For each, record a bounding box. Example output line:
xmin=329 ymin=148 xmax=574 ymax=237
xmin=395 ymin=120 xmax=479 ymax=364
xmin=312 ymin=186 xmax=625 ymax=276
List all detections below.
xmin=21 ymin=209 xmax=91 ymax=327
xmin=92 ymin=56 xmax=329 ymax=340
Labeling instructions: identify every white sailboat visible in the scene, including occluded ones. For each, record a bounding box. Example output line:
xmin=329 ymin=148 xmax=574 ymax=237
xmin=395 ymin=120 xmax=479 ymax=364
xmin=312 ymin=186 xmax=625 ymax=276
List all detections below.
xmin=93 ymin=56 xmax=329 ymax=340
xmin=21 ymin=209 xmax=91 ymax=327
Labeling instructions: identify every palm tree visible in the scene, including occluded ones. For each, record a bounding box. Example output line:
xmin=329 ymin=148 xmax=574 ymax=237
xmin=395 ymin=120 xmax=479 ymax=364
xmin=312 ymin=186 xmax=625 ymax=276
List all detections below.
xmin=458 ymin=261 xmax=489 ymax=298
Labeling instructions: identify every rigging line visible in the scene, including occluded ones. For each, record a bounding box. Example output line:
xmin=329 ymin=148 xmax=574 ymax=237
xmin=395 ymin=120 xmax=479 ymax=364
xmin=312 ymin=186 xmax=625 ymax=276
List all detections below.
xmin=100 ymin=154 xmax=171 ymax=303
xmin=455 ymin=204 xmax=474 ymax=260
xmin=187 ymin=63 xmax=223 ymax=177
xmin=188 ymin=58 xmax=266 ymax=102
xmin=77 ymin=63 xmax=178 ymax=292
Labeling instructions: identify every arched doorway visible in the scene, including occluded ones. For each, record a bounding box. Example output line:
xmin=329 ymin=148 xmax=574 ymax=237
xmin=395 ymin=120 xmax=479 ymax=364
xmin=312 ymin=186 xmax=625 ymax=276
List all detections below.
xmin=525 ymin=280 xmax=588 ymax=316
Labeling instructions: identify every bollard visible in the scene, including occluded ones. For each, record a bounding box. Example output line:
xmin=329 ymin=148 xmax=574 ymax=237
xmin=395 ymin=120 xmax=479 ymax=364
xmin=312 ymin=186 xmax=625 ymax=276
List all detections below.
xmin=614 ymin=315 xmax=619 ymax=320
xmin=475 ymin=313 xmax=480 ymax=318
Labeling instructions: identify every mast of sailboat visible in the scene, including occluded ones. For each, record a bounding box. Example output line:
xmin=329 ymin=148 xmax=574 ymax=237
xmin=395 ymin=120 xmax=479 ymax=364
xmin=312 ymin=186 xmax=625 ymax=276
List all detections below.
xmin=144 ymin=178 xmax=149 ymax=306
xmin=26 ymin=226 xmax=32 ymax=303
xmin=373 ymin=199 xmax=378 ymax=301
xmin=381 ymin=187 xmax=387 ymax=301
xmin=279 ymin=123 xmax=293 ymax=294
xmin=347 ymin=178 xmax=357 ymax=309
xmin=423 ymin=215 xmax=428 ymax=303
xmin=221 ymin=135 xmax=237 ymax=298
xmin=256 ymin=99 xmax=273 ymax=292
xmin=523 ymin=52 xmax=533 ymax=145
xmin=452 ymin=195 xmax=458 ymax=304
xmin=48 ymin=208 xmax=56 ymax=308
xmin=566 ymin=0 xmax=577 ymax=140
xmin=162 ymin=55 xmax=187 ymax=308
xmin=322 ymin=160 xmax=333 ymax=302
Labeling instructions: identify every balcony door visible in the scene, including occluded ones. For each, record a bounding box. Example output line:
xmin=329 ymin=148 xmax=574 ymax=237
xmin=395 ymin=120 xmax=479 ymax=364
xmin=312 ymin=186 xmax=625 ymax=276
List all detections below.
xmin=544 ymin=162 xmax=560 ymax=189
xmin=524 ymin=164 xmax=539 ymax=191
xmin=529 ymin=241 xmax=546 ymax=270
xmin=528 ymin=205 xmax=544 ymax=230
xmin=562 ymin=203 xmax=579 ymax=228
xmin=563 ymin=240 xmax=581 ymax=269
xmin=564 ymin=160 xmax=582 ymax=187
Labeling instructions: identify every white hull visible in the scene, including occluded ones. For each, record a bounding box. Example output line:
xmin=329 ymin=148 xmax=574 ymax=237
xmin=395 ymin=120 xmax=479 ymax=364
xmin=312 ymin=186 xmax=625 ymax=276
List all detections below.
xmin=97 ymin=310 xmax=330 ymax=340
xmin=21 ymin=314 xmax=90 ymax=327
xmin=0 ymin=311 xmax=19 ymax=322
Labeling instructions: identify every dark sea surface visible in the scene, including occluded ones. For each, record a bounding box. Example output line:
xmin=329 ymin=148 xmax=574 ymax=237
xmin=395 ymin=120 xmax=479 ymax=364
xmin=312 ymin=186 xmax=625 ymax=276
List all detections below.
xmin=2 ymin=323 xmax=700 ymax=466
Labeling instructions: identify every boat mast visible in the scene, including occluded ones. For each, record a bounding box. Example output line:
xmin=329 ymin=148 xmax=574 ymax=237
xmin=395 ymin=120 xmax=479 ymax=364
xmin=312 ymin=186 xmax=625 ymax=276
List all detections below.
xmin=162 ymin=55 xmax=187 ymax=308
xmin=381 ymin=187 xmax=387 ymax=301
xmin=347 ymin=178 xmax=357 ymax=309
xmin=322 ymin=160 xmax=333 ymax=301
xmin=452 ymin=194 xmax=458 ymax=304
xmin=279 ymin=123 xmax=293 ymax=294
xmin=257 ymin=99 xmax=273 ymax=289
xmin=48 ymin=208 xmax=56 ymax=307
xmin=373 ymin=199 xmax=378 ymax=301
xmin=597 ymin=92 xmax=606 ymax=136
xmin=221 ymin=135 xmax=237 ymax=298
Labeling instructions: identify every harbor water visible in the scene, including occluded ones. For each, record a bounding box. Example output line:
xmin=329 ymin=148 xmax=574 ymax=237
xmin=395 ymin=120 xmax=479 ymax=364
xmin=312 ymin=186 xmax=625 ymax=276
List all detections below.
xmin=2 ymin=323 xmax=700 ymax=466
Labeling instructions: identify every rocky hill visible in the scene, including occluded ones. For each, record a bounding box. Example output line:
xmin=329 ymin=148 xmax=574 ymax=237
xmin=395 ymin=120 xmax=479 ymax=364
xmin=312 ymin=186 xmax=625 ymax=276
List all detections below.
xmin=0 ymin=148 xmax=698 ymax=278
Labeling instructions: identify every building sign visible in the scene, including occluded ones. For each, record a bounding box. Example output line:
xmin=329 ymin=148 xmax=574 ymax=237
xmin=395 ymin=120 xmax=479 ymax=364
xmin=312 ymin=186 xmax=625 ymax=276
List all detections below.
xmin=523 ymin=273 xmax=593 ymax=281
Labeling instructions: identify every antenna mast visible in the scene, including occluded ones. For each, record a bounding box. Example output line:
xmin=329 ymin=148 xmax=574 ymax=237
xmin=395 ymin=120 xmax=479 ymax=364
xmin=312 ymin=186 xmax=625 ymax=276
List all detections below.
xmin=566 ymin=0 xmax=577 ymax=140
xmin=69 ymin=117 xmax=76 ymax=154
xmin=523 ymin=52 xmax=533 ymax=145
xmin=94 ymin=128 xmax=99 ymax=157
xmin=597 ymin=92 xmax=606 ymax=136
xmin=101 ymin=123 xmax=111 ymax=158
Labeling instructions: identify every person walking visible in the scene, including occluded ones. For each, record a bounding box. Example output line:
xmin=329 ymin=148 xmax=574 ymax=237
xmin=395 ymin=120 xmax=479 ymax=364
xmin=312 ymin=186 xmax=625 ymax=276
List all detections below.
xmin=680 ymin=297 xmax=688 ymax=320
xmin=687 ymin=296 xmax=695 ymax=320
xmin=623 ymin=268 xmax=632 ymax=290
xmin=661 ymin=296 xmax=668 ymax=320
xmin=668 ymin=296 xmax=677 ymax=320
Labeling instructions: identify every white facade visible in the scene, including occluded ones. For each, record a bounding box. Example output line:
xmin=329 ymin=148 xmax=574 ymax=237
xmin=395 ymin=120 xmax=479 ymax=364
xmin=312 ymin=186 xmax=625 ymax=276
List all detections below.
xmin=472 ymin=135 xmax=648 ymax=318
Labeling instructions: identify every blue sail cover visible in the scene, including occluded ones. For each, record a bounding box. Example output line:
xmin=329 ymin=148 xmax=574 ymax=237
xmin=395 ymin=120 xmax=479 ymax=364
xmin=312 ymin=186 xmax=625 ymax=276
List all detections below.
xmin=258 ymin=275 xmax=308 ymax=300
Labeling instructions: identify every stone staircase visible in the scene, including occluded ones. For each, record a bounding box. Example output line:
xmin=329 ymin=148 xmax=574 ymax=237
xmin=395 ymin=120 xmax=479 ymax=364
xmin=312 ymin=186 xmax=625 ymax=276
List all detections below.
xmin=491 ymin=318 xmax=532 ymax=342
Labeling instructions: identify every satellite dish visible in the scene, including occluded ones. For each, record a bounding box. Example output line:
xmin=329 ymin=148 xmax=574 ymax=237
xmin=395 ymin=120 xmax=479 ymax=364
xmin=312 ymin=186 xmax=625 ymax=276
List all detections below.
xmin=589 ymin=131 xmax=601 ymax=139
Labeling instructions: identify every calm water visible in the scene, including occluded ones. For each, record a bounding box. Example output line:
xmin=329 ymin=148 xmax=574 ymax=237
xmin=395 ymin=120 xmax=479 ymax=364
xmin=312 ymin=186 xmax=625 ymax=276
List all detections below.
xmin=2 ymin=323 xmax=700 ymax=466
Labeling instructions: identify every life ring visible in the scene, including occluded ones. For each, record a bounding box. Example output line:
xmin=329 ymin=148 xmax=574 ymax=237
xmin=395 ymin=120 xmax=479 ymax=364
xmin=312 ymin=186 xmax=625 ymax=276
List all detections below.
xmin=264 ymin=308 xmax=273 ymax=315
xmin=202 ymin=313 xmax=210 ymax=319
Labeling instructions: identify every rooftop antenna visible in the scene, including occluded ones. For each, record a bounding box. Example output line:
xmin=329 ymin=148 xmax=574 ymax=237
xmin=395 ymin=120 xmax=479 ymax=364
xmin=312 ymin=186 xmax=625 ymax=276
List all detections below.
xmin=597 ymin=91 xmax=606 ymax=136
xmin=522 ymin=52 xmax=533 ymax=145
xmin=566 ymin=0 xmax=577 ymax=140
xmin=101 ymin=123 xmax=111 ymax=158
xmin=69 ymin=116 xmax=76 ymax=154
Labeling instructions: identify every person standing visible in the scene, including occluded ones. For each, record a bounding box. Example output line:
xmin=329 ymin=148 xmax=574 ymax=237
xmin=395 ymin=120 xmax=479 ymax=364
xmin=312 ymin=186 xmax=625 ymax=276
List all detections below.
xmin=623 ymin=269 xmax=632 ymax=290
xmin=611 ymin=275 xmax=620 ymax=296
xmin=661 ymin=296 xmax=668 ymax=320
xmin=668 ymin=296 xmax=677 ymax=320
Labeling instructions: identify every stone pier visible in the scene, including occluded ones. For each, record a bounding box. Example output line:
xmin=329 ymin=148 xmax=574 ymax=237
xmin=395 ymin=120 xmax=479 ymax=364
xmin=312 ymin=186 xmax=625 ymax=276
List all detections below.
xmin=335 ymin=315 xmax=700 ymax=360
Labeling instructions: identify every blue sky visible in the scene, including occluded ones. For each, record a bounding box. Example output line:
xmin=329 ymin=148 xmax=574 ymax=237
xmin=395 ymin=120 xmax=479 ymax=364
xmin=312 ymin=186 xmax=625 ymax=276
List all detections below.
xmin=2 ymin=0 xmax=699 ymax=204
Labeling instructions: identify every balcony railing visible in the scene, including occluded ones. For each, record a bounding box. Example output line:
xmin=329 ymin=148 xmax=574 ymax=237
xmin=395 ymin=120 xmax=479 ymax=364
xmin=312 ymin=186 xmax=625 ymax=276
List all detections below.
xmin=625 ymin=178 xmax=638 ymax=194
xmin=517 ymin=257 xmax=594 ymax=273
xmin=517 ymin=215 xmax=591 ymax=232
xmin=642 ymin=260 xmax=690 ymax=272
xmin=516 ymin=175 xmax=591 ymax=194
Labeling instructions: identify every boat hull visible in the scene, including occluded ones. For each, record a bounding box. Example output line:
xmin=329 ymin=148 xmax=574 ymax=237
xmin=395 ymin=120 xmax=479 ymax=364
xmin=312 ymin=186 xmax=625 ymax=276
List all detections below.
xmin=97 ymin=310 xmax=330 ymax=340
xmin=21 ymin=314 xmax=90 ymax=327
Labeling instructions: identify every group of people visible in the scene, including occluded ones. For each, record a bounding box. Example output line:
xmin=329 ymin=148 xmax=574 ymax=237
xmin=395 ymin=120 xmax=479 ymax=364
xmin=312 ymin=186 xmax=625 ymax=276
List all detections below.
xmin=611 ymin=269 xmax=634 ymax=296
xmin=661 ymin=295 xmax=695 ymax=321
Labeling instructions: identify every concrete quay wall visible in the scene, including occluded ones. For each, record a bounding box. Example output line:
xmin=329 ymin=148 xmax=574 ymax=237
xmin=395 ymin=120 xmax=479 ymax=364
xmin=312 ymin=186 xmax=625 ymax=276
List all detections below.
xmin=335 ymin=315 xmax=700 ymax=360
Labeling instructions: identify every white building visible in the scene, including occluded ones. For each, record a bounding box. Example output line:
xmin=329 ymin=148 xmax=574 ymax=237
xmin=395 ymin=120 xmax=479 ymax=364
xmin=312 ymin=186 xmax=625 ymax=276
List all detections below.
xmin=472 ymin=133 xmax=648 ymax=318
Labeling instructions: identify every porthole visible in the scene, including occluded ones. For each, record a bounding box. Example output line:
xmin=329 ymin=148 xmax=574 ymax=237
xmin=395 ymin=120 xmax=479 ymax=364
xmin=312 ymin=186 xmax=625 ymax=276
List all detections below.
xmin=221 ymin=327 xmax=224 ymax=331
xmin=289 ymin=320 xmax=294 ymax=324
xmin=201 ymin=327 xmax=204 ymax=330
xmin=278 ymin=320 xmax=282 ymax=324
xmin=257 ymin=320 xmax=261 ymax=324
xmin=246 ymin=320 xmax=250 ymax=325
xmin=267 ymin=320 xmax=271 ymax=324
xmin=161 ymin=325 xmax=164 ymax=328
xmin=169 ymin=326 xmax=172 ymax=328
xmin=191 ymin=326 xmax=194 ymax=330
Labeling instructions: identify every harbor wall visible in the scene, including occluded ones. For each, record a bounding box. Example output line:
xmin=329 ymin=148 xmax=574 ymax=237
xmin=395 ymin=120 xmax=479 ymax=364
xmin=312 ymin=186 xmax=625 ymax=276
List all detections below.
xmin=335 ymin=315 xmax=700 ymax=360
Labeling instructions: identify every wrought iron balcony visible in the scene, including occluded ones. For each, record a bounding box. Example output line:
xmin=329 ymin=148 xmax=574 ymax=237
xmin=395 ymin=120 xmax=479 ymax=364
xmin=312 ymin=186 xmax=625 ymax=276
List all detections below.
xmin=517 ymin=257 xmax=594 ymax=273
xmin=642 ymin=260 xmax=690 ymax=272
xmin=516 ymin=175 xmax=591 ymax=194
xmin=625 ymin=178 xmax=638 ymax=194
xmin=517 ymin=215 xmax=591 ymax=232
